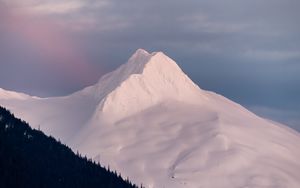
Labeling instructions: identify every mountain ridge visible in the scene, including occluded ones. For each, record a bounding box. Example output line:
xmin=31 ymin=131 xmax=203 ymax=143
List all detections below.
xmin=0 ymin=88 xmax=35 ymax=100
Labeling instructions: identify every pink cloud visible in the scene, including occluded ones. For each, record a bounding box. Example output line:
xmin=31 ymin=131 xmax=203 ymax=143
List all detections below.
xmin=0 ymin=3 xmax=100 ymax=85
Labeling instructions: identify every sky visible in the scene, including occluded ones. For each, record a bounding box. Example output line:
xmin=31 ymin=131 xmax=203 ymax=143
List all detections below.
xmin=0 ymin=0 xmax=299 ymax=131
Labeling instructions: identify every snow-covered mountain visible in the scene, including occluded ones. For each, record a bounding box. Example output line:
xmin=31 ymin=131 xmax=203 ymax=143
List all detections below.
xmin=1 ymin=49 xmax=300 ymax=188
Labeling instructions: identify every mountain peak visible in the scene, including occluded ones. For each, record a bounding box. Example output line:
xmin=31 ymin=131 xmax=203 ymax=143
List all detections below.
xmin=128 ymin=49 xmax=165 ymax=65
xmin=89 ymin=49 xmax=205 ymax=121
xmin=134 ymin=48 xmax=150 ymax=56
xmin=131 ymin=48 xmax=166 ymax=58
xmin=127 ymin=49 xmax=181 ymax=76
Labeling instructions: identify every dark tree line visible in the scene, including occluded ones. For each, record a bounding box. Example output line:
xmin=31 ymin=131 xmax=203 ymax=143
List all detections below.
xmin=0 ymin=106 xmax=141 ymax=188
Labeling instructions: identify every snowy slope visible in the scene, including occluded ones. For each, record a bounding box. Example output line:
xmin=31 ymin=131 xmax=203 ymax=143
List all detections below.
xmin=1 ymin=49 xmax=300 ymax=188
xmin=0 ymin=88 xmax=34 ymax=100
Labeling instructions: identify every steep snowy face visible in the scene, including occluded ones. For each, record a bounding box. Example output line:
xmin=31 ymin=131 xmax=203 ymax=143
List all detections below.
xmin=86 ymin=49 xmax=205 ymax=121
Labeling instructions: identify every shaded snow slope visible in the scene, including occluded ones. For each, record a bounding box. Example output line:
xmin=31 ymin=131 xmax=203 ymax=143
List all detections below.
xmin=1 ymin=49 xmax=300 ymax=188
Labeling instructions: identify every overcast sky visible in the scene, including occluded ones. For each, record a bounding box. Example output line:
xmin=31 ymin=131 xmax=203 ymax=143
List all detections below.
xmin=0 ymin=0 xmax=299 ymax=131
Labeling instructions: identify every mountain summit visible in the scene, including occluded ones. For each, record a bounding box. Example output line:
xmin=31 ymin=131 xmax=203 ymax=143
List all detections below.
xmin=80 ymin=49 xmax=205 ymax=120
xmin=1 ymin=49 xmax=300 ymax=188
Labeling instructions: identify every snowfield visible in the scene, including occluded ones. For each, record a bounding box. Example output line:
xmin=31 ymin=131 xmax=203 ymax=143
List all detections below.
xmin=1 ymin=49 xmax=300 ymax=188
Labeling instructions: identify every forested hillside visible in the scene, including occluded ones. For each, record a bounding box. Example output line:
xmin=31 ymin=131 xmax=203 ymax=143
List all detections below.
xmin=0 ymin=106 xmax=139 ymax=188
